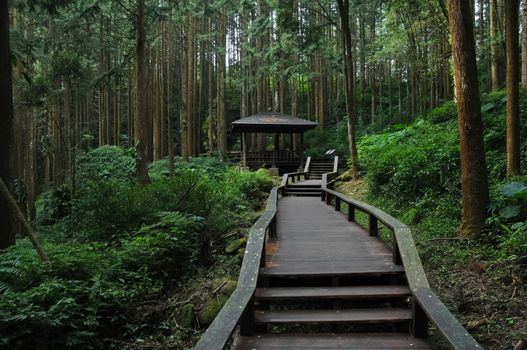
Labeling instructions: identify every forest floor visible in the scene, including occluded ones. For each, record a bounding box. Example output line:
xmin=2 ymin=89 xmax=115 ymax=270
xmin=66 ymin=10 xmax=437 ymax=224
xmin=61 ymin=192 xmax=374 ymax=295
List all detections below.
xmin=336 ymin=180 xmax=527 ymax=350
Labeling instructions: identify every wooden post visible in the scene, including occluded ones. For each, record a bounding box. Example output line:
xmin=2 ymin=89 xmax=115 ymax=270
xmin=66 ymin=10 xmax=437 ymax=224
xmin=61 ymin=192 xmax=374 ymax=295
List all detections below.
xmin=269 ymin=216 xmax=277 ymax=238
xmin=325 ymin=192 xmax=331 ymax=205
xmin=412 ymin=301 xmax=429 ymax=338
xmin=240 ymin=296 xmax=255 ymax=336
xmin=242 ymin=132 xmax=248 ymax=167
xmin=393 ymin=233 xmax=402 ymax=265
xmin=273 ymin=133 xmax=279 ymax=167
xmin=299 ymin=132 xmax=305 ymax=167
xmin=335 ymin=197 xmax=341 ymax=212
xmin=348 ymin=204 xmax=355 ymax=222
xmin=369 ymin=214 xmax=378 ymax=236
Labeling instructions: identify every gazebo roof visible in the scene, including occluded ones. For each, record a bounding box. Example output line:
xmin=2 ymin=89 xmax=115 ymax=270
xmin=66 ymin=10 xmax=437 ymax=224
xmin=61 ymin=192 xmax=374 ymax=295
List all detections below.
xmin=231 ymin=112 xmax=318 ymax=133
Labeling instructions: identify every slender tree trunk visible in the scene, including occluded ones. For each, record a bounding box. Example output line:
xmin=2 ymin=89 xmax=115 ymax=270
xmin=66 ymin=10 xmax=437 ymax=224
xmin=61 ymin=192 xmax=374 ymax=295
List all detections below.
xmin=505 ymin=0 xmax=521 ymax=176
xmin=521 ymin=0 xmax=527 ymax=86
xmin=135 ymin=0 xmax=150 ymax=184
xmin=217 ymin=12 xmax=227 ymax=159
xmin=0 ymin=0 xmax=15 ymax=249
xmin=448 ymin=0 xmax=490 ymax=237
xmin=337 ymin=0 xmax=359 ymax=180
xmin=490 ymin=0 xmax=502 ymax=89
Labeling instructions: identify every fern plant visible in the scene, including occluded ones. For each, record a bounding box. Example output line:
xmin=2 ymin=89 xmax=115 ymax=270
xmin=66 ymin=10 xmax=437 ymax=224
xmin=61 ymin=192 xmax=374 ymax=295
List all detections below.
xmin=0 ymin=244 xmax=39 ymax=295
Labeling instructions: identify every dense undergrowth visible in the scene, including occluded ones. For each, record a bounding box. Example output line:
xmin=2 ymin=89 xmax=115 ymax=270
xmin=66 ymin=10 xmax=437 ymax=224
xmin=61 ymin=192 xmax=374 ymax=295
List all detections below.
xmin=0 ymin=150 xmax=274 ymax=349
xmin=336 ymin=90 xmax=527 ymax=348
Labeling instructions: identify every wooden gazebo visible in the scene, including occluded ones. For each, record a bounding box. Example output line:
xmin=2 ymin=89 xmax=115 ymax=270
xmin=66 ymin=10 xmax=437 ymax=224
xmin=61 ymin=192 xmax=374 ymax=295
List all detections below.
xmin=231 ymin=112 xmax=318 ymax=174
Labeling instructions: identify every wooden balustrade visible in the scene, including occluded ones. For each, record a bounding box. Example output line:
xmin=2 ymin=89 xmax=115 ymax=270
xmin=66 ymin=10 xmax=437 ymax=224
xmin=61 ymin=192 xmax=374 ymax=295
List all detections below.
xmin=320 ymin=172 xmax=482 ymax=349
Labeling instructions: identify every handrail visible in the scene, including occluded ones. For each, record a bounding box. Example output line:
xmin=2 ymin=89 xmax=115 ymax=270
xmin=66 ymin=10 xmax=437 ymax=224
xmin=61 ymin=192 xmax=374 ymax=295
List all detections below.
xmin=281 ymin=171 xmax=308 ymax=187
xmin=333 ymin=155 xmax=339 ymax=173
xmin=320 ymin=174 xmax=482 ymax=349
xmin=194 ymin=185 xmax=282 ymax=350
xmin=303 ymin=156 xmax=312 ymax=173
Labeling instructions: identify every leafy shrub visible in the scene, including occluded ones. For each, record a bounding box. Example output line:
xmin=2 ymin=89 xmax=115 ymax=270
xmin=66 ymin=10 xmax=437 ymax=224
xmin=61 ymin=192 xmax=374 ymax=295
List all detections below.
xmin=120 ymin=212 xmax=203 ymax=279
xmin=359 ymin=119 xmax=460 ymax=207
xmin=427 ymin=100 xmax=456 ymax=124
xmin=76 ymin=145 xmax=136 ymax=184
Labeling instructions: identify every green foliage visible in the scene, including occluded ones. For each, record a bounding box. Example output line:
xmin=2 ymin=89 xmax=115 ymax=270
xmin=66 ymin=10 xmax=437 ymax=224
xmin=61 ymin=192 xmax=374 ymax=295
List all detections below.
xmin=359 ymin=119 xmax=460 ymax=208
xmin=427 ymin=100 xmax=457 ymax=124
xmin=76 ymin=146 xmax=136 ymax=184
xmin=2 ymin=151 xmax=274 ymax=349
xmin=304 ymin=117 xmax=350 ymax=158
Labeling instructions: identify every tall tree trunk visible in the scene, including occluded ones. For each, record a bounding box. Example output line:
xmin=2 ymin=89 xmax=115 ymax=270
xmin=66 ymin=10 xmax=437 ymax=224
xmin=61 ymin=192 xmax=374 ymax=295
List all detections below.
xmin=0 ymin=0 xmax=15 ymax=249
xmin=135 ymin=0 xmax=150 ymax=184
xmin=448 ymin=0 xmax=490 ymax=237
xmin=490 ymin=0 xmax=502 ymax=89
xmin=505 ymin=0 xmax=521 ymax=176
xmin=521 ymin=0 xmax=527 ymax=86
xmin=216 ymin=12 xmax=227 ymax=159
xmin=337 ymin=0 xmax=359 ymax=180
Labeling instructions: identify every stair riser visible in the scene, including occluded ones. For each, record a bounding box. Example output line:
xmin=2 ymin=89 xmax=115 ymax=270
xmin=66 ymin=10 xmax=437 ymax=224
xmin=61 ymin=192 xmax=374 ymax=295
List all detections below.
xmin=259 ymin=275 xmax=407 ymax=288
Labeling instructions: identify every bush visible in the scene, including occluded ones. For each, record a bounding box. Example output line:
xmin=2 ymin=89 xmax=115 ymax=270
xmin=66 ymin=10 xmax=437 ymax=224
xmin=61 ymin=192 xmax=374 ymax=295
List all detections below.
xmin=75 ymin=146 xmax=136 ymax=184
xmin=359 ymin=119 xmax=460 ymax=208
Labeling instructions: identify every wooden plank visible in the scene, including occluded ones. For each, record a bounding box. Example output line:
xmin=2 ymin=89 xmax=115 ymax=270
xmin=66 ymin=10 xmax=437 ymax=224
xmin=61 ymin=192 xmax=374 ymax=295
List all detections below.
xmin=414 ymin=288 xmax=482 ymax=349
xmin=254 ymin=308 xmax=412 ymax=325
xmin=255 ymin=285 xmax=411 ymax=300
xmin=232 ymin=333 xmax=434 ymax=350
xmin=260 ymin=263 xmax=404 ymax=277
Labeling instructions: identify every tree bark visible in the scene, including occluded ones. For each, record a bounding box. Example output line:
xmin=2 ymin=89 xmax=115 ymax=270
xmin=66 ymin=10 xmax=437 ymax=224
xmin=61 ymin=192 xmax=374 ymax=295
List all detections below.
xmin=135 ymin=0 xmax=150 ymax=184
xmin=337 ymin=0 xmax=359 ymax=180
xmin=448 ymin=0 xmax=490 ymax=237
xmin=0 ymin=0 xmax=15 ymax=249
xmin=505 ymin=0 xmax=521 ymax=176
xmin=521 ymin=0 xmax=527 ymax=87
xmin=490 ymin=0 xmax=502 ymax=89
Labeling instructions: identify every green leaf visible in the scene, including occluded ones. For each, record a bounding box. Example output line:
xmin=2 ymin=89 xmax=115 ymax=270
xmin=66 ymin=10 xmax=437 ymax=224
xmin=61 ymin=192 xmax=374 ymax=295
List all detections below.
xmin=500 ymin=182 xmax=527 ymax=197
xmin=499 ymin=205 xmax=521 ymax=219
xmin=510 ymin=222 xmax=525 ymax=230
xmin=481 ymin=103 xmax=496 ymax=112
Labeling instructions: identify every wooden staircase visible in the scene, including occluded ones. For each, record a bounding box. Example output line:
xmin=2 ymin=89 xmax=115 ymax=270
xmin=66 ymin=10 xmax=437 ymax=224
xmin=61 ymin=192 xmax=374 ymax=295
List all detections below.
xmin=195 ymin=164 xmax=482 ymax=350
xmin=282 ymin=157 xmax=336 ymax=197
xmin=283 ymin=181 xmax=321 ymax=197
xmin=307 ymin=159 xmax=335 ymax=180
xmin=231 ymin=212 xmax=425 ymax=349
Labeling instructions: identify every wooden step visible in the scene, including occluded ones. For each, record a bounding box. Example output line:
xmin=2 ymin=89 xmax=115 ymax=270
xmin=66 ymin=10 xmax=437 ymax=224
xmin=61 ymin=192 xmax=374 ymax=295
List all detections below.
xmin=284 ymin=192 xmax=321 ymax=197
xmin=255 ymin=286 xmax=411 ymax=301
xmin=285 ymin=187 xmax=321 ymax=191
xmin=231 ymin=333 xmax=434 ymax=350
xmin=288 ymin=183 xmax=321 ymax=188
xmin=254 ymin=308 xmax=412 ymax=325
xmin=260 ymin=263 xmax=405 ymax=278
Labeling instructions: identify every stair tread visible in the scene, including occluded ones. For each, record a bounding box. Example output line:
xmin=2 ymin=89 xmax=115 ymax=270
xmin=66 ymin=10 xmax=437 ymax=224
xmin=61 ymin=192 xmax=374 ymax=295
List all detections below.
xmin=284 ymin=192 xmax=321 ymax=196
xmin=260 ymin=263 xmax=405 ymax=277
xmin=231 ymin=333 xmax=434 ymax=349
xmin=255 ymin=286 xmax=411 ymax=300
xmin=254 ymin=308 xmax=412 ymax=324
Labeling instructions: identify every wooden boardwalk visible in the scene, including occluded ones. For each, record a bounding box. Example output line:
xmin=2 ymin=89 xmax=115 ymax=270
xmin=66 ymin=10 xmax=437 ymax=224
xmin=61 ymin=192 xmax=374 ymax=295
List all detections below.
xmin=232 ymin=195 xmax=429 ymax=349
xmin=265 ymin=196 xmax=402 ymax=277
xmin=195 ymin=158 xmax=482 ymax=350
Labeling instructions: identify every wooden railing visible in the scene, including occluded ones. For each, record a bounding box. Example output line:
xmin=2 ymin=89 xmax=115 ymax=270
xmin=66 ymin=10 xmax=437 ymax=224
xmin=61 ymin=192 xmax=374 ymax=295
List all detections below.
xmin=280 ymin=170 xmax=308 ymax=187
xmin=195 ymin=180 xmax=287 ymax=350
xmin=320 ymin=171 xmax=482 ymax=350
xmin=303 ymin=156 xmax=312 ymax=173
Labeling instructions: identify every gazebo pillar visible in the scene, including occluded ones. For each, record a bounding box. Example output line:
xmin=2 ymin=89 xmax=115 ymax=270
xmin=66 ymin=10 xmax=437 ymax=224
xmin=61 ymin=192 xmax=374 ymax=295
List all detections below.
xmin=299 ymin=132 xmax=305 ymax=170
xmin=269 ymin=133 xmax=280 ymax=176
xmin=241 ymin=132 xmax=248 ymax=169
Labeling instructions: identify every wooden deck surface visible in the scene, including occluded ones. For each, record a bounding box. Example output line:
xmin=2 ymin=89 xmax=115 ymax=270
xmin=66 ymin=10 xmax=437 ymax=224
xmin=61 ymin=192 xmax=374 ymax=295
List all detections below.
xmin=264 ymin=196 xmax=402 ymax=277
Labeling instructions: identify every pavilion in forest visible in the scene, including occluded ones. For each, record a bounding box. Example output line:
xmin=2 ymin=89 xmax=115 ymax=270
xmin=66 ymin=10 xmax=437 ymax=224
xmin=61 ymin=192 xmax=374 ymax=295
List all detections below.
xmin=231 ymin=112 xmax=318 ymax=175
